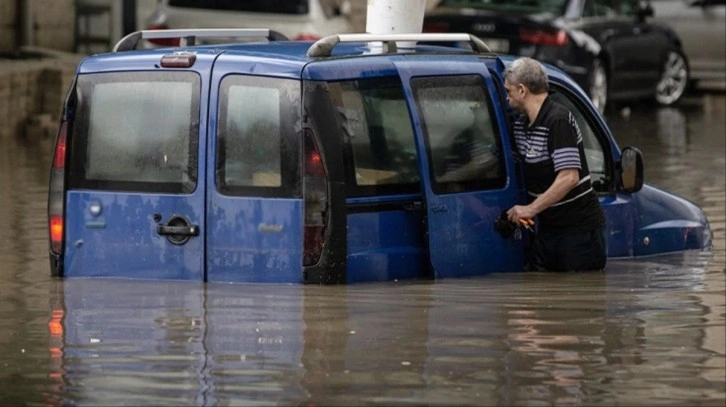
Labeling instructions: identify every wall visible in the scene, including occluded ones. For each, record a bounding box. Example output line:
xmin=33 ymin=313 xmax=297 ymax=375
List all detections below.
xmin=0 ymin=0 xmax=75 ymax=53
xmin=0 ymin=49 xmax=80 ymax=140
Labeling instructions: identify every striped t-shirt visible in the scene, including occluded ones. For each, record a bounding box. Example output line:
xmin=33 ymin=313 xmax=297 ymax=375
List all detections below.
xmin=512 ymin=97 xmax=605 ymax=232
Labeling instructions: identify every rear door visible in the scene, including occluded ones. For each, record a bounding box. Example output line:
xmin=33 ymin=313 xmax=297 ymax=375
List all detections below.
xmin=64 ymin=65 xmax=209 ymax=280
xmin=205 ymin=56 xmax=304 ymax=283
xmin=397 ymin=58 xmax=526 ymax=278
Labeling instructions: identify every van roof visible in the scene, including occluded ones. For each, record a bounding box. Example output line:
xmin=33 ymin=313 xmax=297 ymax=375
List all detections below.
xmin=82 ymin=30 xmax=501 ymax=74
xmin=79 ymin=32 xmax=577 ymax=90
xmin=80 ymin=40 xmax=482 ymax=72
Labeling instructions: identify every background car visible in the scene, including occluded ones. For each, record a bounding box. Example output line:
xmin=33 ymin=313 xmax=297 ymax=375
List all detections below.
xmin=144 ymin=0 xmax=355 ymax=43
xmin=650 ymin=0 xmax=726 ymax=89
xmin=423 ymin=0 xmax=690 ymax=112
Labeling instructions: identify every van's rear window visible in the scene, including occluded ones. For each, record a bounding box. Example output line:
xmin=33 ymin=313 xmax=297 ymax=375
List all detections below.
xmin=169 ymin=0 xmax=309 ymax=14
xmin=69 ymin=72 xmax=200 ymax=194
xmin=216 ymin=75 xmax=301 ymax=198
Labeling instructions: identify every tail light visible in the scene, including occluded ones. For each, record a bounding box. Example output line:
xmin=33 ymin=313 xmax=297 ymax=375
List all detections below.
xmin=294 ymin=33 xmax=321 ymax=41
xmin=303 ymin=129 xmax=327 ymax=266
xmin=518 ymin=28 xmax=567 ymax=47
xmin=422 ymin=21 xmax=450 ymax=33
xmin=146 ymin=24 xmax=180 ymax=46
xmin=48 ymin=121 xmax=68 ymax=255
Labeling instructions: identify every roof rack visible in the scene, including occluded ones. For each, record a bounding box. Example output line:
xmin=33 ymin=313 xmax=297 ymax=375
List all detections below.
xmin=113 ymin=29 xmax=289 ymax=52
xmin=306 ymin=33 xmax=492 ymax=58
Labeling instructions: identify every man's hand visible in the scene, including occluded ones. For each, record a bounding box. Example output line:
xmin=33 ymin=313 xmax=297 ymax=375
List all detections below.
xmin=507 ymin=168 xmax=579 ymax=224
xmin=507 ymin=205 xmax=537 ymax=223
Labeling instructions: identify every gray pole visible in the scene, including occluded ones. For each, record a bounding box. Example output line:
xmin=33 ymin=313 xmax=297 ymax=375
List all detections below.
xmin=21 ymin=0 xmax=34 ymax=47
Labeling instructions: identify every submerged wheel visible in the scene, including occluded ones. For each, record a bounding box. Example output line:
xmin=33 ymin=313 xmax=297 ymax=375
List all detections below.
xmin=654 ymin=50 xmax=689 ymax=106
xmin=588 ymin=58 xmax=608 ymax=114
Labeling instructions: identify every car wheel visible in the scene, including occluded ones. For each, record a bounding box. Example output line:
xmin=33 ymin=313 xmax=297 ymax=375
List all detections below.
xmin=588 ymin=59 xmax=608 ymax=114
xmin=654 ymin=50 xmax=689 ymax=106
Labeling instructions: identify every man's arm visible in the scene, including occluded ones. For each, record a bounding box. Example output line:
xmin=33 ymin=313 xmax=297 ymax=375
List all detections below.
xmin=506 ymin=168 xmax=579 ymax=222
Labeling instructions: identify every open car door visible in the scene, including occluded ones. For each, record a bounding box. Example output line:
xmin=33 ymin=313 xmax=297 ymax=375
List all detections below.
xmin=397 ymin=58 xmax=526 ymax=277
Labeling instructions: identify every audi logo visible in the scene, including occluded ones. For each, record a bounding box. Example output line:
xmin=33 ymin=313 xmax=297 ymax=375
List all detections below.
xmin=472 ymin=23 xmax=496 ymax=33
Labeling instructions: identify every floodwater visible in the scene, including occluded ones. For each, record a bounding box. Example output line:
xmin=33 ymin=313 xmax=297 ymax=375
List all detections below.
xmin=0 ymin=94 xmax=724 ymax=406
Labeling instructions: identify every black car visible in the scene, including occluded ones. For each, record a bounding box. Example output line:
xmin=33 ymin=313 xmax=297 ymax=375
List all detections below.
xmin=423 ymin=0 xmax=689 ymax=112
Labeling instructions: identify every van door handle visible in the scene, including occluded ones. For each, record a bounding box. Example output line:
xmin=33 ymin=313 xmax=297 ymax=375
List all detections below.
xmin=403 ymin=201 xmax=423 ymax=211
xmin=157 ymin=225 xmax=199 ymax=236
xmin=156 ymin=215 xmax=199 ymax=245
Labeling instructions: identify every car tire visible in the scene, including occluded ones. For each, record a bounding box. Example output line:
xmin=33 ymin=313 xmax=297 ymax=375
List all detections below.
xmin=588 ymin=58 xmax=608 ymax=114
xmin=654 ymin=50 xmax=689 ymax=106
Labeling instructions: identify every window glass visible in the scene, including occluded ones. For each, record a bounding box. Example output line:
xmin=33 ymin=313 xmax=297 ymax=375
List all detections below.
xmin=169 ymin=0 xmax=309 ymax=14
xmin=592 ymin=0 xmax=620 ymax=17
xmin=441 ymin=0 xmax=568 ymax=14
xmin=549 ymin=91 xmax=611 ymax=192
xmin=412 ymin=75 xmax=505 ymax=193
xmin=617 ymin=0 xmax=638 ymax=16
xmin=217 ymin=76 xmax=301 ymax=197
xmin=328 ymin=78 xmax=420 ymax=196
xmin=71 ymin=72 xmax=199 ymax=193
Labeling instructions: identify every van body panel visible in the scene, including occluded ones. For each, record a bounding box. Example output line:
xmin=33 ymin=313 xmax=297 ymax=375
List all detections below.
xmin=63 ymin=64 xmax=212 ymax=280
xmin=205 ymin=55 xmax=305 ymax=283
xmin=206 ymin=198 xmax=304 ymax=283
xmin=77 ymin=49 xmax=221 ymax=72
xmin=632 ymin=184 xmax=712 ymax=255
xmin=346 ymin=208 xmax=429 ymax=283
xmin=600 ymin=194 xmax=638 ymax=257
xmin=64 ymin=192 xmax=204 ymax=280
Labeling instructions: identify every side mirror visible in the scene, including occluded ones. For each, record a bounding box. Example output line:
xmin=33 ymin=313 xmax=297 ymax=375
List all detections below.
xmin=620 ymin=146 xmax=644 ymax=192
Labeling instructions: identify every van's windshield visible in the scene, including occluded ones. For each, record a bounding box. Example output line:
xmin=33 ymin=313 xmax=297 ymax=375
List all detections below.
xmin=168 ymin=0 xmax=310 ymax=14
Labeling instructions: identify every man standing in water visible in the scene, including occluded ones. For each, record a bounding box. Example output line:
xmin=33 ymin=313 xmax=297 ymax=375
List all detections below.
xmin=504 ymin=57 xmax=607 ymax=271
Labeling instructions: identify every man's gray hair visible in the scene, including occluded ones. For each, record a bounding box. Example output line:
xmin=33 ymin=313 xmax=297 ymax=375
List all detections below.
xmin=503 ymin=57 xmax=549 ymax=94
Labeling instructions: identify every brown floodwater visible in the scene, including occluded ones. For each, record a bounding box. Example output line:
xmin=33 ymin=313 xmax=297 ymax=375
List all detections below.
xmin=0 ymin=93 xmax=723 ymax=406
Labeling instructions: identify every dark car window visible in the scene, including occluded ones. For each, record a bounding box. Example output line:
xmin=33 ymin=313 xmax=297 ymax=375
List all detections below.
xmin=549 ymin=88 xmax=613 ymax=193
xmin=441 ymin=0 xmax=569 ymax=14
xmin=327 ymin=77 xmax=420 ymax=197
xmin=69 ymin=71 xmax=199 ymax=193
xmin=169 ymin=0 xmax=309 ymax=14
xmin=216 ymin=75 xmax=301 ymax=198
xmin=584 ymin=0 xmax=637 ymax=17
xmin=412 ymin=75 xmax=506 ymax=194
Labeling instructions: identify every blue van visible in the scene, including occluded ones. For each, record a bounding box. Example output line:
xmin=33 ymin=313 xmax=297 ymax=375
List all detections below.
xmin=47 ymin=29 xmax=712 ymax=284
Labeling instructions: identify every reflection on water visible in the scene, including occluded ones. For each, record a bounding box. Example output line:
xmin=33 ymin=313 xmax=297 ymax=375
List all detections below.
xmin=0 ymin=95 xmax=724 ymax=406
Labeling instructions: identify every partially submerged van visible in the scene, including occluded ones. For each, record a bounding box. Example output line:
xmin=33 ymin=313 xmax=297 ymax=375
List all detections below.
xmin=47 ymin=29 xmax=712 ymax=284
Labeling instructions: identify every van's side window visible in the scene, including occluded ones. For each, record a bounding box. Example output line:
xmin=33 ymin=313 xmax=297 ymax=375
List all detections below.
xmin=69 ymin=72 xmax=200 ymax=193
xmin=327 ymin=77 xmax=420 ymax=197
xmin=549 ymin=88 xmax=612 ymax=193
xmin=216 ymin=75 xmax=301 ymax=198
xmin=411 ymin=75 xmax=506 ymax=193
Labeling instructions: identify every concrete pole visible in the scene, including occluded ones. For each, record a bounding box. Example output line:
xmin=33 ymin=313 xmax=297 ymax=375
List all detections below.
xmin=366 ymin=0 xmax=427 ymax=34
xmin=22 ymin=0 xmax=34 ymax=47
xmin=366 ymin=0 xmax=427 ymax=48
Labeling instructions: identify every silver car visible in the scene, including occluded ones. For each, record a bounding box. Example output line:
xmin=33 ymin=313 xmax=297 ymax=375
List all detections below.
xmin=143 ymin=0 xmax=355 ymax=44
xmin=651 ymin=0 xmax=726 ymax=88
